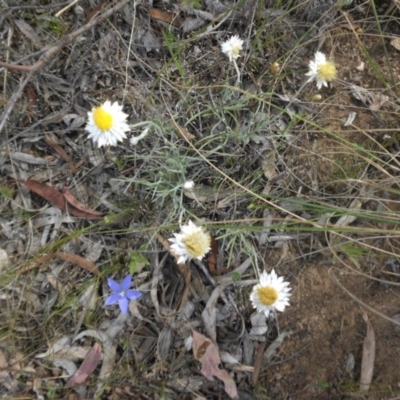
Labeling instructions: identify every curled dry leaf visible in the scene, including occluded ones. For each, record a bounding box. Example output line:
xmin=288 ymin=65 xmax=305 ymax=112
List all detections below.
xmin=22 ymin=251 xmax=100 ymax=276
xmin=65 ymin=342 xmax=102 ymax=387
xmin=192 ymin=329 xmax=238 ymax=399
xmin=62 ymin=188 xmax=103 ymax=219
xmin=360 ymin=313 xmax=375 ymax=392
xmin=56 ymin=251 xmax=100 ymax=275
xmin=19 ymin=180 xmax=103 ymax=220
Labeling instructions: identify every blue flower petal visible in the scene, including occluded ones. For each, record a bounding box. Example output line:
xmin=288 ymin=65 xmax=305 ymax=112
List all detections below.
xmin=118 ymin=297 xmax=129 ymax=314
xmin=107 ymin=278 xmax=121 ymax=292
xmin=120 ymin=274 xmax=132 ymax=290
xmin=104 ymin=292 xmax=121 ymax=306
xmin=126 ymin=289 xmax=142 ymax=301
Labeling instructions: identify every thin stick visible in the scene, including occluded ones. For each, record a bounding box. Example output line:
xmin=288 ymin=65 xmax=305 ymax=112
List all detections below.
xmin=0 ymin=0 xmax=128 ymax=73
xmin=0 ymin=71 xmax=34 ymax=136
xmin=3 ymin=27 xmax=12 ymax=102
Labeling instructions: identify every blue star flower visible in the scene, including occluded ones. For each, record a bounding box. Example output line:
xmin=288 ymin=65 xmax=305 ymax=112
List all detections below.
xmin=104 ymin=274 xmax=142 ymax=314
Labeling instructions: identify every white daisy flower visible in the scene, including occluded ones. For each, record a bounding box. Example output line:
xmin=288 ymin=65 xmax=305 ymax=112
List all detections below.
xmin=305 ymin=51 xmax=337 ymax=90
xmin=169 ymin=220 xmax=211 ymax=264
xmin=85 ymin=100 xmax=130 ymax=147
xmin=250 ymin=269 xmax=291 ymax=317
xmin=221 ymin=35 xmax=244 ymax=62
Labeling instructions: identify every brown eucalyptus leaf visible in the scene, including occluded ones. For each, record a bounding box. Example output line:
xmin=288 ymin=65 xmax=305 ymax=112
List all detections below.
xmin=149 ymin=8 xmax=181 ymax=27
xmin=62 ymin=188 xmax=103 ymax=220
xmin=55 ymin=252 xmax=100 ymax=276
xmin=19 ymin=180 xmax=66 ymax=211
xmin=65 ymin=342 xmax=102 ymax=387
xmin=192 ymin=329 xmax=238 ymax=399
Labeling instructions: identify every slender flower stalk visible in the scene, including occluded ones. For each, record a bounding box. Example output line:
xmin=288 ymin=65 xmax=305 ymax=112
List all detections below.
xmin=221 ymin=35 xmax=244 ymax=84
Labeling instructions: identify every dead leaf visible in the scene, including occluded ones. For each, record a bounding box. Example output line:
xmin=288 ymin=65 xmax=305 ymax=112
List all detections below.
xmin=249 ymin=312 xmax=268 ymax=337
xmin=11 ymin=152 xmax=57 ymax=165
xmin=334 ymin=198 xmax=363 ymax=227
xmin=0 ymin=249 xmax=11 ymax=271
xmin=19 ymin=180 xmax=103 ymax=219
xmin=44 ymin=135 xmax=77 ymax=174
xmin=349 ymin=84 xmax=374 ymax=105
xmin=21 ymin=252 xmax=100 ymax=276
xmin=369 ymin=93 xmax=388 ymax=111
xmin=65 ymin=342 xmax=102 ymax=387
xmin=39 ymin=105 xmax=71 ymax=126
xmin=390 ymin=37 xmax=400 ymax=51
xmin=202 ymin=285 xmax=226 ymax=342
xmin=157 ymin=326 xmax=172 ymax=362
xmin=62 ymin=188 xmax=103 ymax=220
xmin=175 ymin=124 xmax=196 ymax=141
xmin=192 ymin=330 xmax=238 ymax=399
xmin=15 ymin=20 xmax=40 ymax=46
xmin=348 ymin=84 xmax=387 ymax=111
xmin=252 ymin=340 xmax=267 ymax=387
xmin=208 ymin=235 xmax=218 ymax=275
xmin=149 ymin=8 xmax=181 ymax=28
xmin=360 ymin=313 xmax=375 ymax=392
xmin=19 ymin=180 xmax=66 ymax=211
xmin=56 ymin=252 xmax=100 ymax=275
xmin=208 ymin=234 xmax=230 ymax=276
xmin=86 ymin=0 xmax=107 ymax=22
xmin=24 ymin=84 xmax=37 ymax=124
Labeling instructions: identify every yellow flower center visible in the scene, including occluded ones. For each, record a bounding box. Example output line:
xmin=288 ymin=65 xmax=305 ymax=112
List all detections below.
xmin=231 ymin=44 xmax=241 ymax=57
xmin=257 ymin=286 xmax=278 ymax=306
xmin=182 ymin=231 xmax=211 ymax=258
xmin=93 ymin=107 xmax=113 ymax=130
xmin=318 ymin=62 xmax=337 ymax=82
